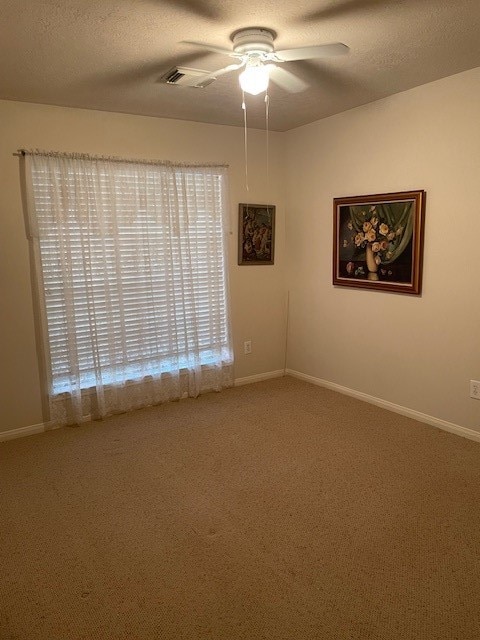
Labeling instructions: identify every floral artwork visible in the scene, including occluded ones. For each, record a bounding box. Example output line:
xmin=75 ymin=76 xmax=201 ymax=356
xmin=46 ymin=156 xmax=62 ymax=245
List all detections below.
xmin=333 ymin=190 xmax=425 ymax=294
xmin=238 ymin=203 xmax=275 ymax=265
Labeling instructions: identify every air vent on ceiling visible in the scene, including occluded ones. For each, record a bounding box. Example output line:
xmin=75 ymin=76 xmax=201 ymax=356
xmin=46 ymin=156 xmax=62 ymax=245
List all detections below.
xmin=159 ymin=67 xmax=216 ymax=88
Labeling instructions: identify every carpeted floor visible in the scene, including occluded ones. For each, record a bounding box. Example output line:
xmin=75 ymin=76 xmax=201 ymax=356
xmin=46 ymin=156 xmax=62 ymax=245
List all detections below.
xmin=1 ymin=376 xmax=480 ymax=640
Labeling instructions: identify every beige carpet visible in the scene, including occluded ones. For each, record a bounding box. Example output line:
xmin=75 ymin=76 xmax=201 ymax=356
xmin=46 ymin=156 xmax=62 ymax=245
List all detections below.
xmin=1 ymin=376 xmax=480 ymax=640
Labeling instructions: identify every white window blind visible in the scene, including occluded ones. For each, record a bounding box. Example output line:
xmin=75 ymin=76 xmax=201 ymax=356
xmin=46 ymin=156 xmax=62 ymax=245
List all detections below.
xmin=25 ymin=153 xmax=233 ymax=426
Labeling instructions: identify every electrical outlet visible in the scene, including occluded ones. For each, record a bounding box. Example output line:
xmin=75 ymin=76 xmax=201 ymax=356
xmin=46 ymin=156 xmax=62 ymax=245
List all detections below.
xmin=470 ymin=380 xmax=480 ymax=400
xmin=244 ymin=340 xmax=252 ymax=355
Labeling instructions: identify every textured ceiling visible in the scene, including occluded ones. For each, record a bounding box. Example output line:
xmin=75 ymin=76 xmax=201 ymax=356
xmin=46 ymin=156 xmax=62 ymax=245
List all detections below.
xmin=2 ymin=0 xmax=480 ymax=131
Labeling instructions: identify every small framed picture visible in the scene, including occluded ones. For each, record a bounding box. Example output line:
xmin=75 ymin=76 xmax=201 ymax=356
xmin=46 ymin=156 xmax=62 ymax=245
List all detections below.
xmin=238 ymin=203 xmax=275 ymax=265
xmin=333 ymin=190 xmax=426 ymax=295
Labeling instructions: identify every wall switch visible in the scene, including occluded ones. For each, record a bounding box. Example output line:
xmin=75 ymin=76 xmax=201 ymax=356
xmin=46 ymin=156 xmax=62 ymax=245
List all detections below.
xmin=244 ymin=340 xmax=252 ymax=355
xmin=470 ymin=380 xmax=480 ymax=400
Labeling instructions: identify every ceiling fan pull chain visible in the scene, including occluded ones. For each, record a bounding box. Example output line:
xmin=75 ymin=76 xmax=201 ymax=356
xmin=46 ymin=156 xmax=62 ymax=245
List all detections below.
xmin=242 ymin=91 xmax=249 ymax=192
xmin=265 ymin=91 xmax=270 ymax=194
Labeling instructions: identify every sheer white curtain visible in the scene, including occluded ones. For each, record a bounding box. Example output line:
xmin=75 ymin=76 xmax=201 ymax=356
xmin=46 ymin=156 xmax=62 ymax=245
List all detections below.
xmin=24 ymin=152 xmax=233 ymax=426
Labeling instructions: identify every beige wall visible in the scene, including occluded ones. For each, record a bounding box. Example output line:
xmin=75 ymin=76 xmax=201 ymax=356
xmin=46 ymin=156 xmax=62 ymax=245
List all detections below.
xmin=285 ymin=67 xmax=480 ymax=432
xmin=0 ymin=100 xmax=286 ymax=433
xmin=2 ymin=66 xmax=480 ymax=436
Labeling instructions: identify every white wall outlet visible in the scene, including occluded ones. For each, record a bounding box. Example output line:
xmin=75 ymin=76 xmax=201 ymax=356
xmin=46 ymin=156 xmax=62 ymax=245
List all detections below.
xmin=470 ymin=380 xmax=480 ymax=400
xmin=244 ymin=340 xmax=252 ymax=355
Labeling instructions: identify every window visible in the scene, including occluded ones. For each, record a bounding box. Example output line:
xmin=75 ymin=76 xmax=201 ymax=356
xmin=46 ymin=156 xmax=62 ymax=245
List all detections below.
xmin=25 ymin=152 xmax=233 ymax=426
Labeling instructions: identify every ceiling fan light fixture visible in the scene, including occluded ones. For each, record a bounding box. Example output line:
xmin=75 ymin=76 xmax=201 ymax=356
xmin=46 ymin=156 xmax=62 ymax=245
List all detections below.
xmin=239 ymin=61 xmax=269 ymax=96
xmin=183 ymin=26 xmax=349 ymax=98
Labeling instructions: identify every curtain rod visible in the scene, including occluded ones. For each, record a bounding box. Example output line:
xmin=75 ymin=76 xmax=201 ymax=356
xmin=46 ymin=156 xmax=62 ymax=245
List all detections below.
xmin=14 ymin=149 xmax=229 ymax=169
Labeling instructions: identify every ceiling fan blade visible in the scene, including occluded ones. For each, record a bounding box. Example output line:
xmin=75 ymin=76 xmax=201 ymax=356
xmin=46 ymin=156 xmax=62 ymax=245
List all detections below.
xmin=301 ymin=0 xmax=384 ymax=23
xmin=192 ymin=62 xmax=245 ymax=86
xmin=268 ymin=66 xmax=309 ymax=93
xmin=160 ymin=0 xmax=221 ymax=20
xmin=275 ymin=43 xmax=349 ymax=62
xmin=181 ymin=41 xmax=235 ymax=57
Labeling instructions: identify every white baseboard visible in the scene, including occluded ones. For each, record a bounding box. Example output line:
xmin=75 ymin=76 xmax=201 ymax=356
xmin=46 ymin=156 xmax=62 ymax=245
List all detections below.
xmin=234 ymin=369 xmax=285 ymax=387
xmin=0 ymin=422 xmax=50 ymax=443
xmin=6 ymin=369 xmax=475 ymax=445
xmin=286 ymin=369 xmax=480 ymax=444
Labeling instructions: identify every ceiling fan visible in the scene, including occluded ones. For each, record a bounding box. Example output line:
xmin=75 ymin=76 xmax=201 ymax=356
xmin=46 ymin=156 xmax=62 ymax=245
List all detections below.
xmin=182 ymin=28 xmax=349 ymax=95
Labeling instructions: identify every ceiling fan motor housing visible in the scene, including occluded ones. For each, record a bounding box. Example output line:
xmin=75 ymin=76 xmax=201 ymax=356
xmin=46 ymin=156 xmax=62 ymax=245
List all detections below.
xmin=231 ymin=28 xmax=276 ymax=55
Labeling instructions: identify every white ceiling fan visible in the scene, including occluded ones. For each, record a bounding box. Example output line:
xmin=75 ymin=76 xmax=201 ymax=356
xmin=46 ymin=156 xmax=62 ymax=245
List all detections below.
xmin=182 ymin=28 xmax=349 ymax=95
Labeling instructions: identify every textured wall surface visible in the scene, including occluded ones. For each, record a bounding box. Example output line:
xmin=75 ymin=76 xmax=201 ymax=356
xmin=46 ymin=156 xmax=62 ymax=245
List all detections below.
xmin=2 ymin=65 xmax=480 ymax=435
xmin=285 ymin=66 xmax=480 ymax=432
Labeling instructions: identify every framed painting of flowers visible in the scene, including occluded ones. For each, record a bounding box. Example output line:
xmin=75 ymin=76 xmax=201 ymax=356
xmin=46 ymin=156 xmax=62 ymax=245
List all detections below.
xmin=333 ymin=190 xmax=426 ymax=294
